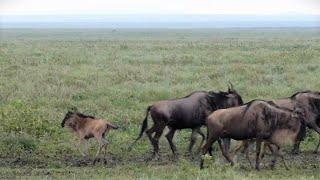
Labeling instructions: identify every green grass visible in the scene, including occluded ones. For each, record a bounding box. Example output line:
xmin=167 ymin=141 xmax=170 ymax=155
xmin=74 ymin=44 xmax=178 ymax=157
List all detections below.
xmin=0 ymin=28 xmax=320 ymax=179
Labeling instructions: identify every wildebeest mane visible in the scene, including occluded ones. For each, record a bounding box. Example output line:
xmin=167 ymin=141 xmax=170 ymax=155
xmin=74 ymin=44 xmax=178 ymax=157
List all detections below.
xmin=61 ymin=111 xmax=95 ymax=127
xmin=205 ymin=91 xmax=229 ymax=110
xmin=242 ymin=99 xmax=295 ymax=119
xmin=182 ymin=90 xmax=207 ymax=98
xmin=290 ymin=90 xmax=312 ymax=99
xmin=75 ymin=112 xmax=95 ymax=119
xmin=166 ymin=90 xmax=207 ymax=101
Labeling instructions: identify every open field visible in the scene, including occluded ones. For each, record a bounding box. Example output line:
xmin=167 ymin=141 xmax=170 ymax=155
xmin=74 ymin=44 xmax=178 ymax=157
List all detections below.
xmin=0 ymin=28 xmax=320 ymax=179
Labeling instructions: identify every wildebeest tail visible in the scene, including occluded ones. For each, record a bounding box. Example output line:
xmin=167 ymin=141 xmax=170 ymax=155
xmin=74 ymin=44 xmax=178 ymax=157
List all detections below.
xmin=128 ymin=106 xmax=152 ymax=150
xmin=107 ymin=122 xmax=119 ymax=129
xmin=137 ymin=106 xmax=151 ymax=141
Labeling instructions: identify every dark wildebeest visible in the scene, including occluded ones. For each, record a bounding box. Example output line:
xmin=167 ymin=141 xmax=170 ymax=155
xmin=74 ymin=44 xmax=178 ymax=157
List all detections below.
xmin=233 ymin=90 xmax=320 ymax=154
xmin=131 ymin=85 xmax=243 ymax=158
xmin=61 ymin=111 xmax=119 ymax=164
xmin=200 ymin=100 xmax=304 ymax=170
xmin=278 ymin=90 xmax=320 ymax=153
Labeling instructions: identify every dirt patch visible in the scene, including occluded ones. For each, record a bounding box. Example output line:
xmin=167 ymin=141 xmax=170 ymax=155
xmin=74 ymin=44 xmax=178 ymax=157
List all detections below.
xmin=0 ymin=150 xmax=319 ymax=170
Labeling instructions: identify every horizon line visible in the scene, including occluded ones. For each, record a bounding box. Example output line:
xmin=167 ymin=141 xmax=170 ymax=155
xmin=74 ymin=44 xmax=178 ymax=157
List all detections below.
xmin=1 ymin=12 xmax=320 ymax=16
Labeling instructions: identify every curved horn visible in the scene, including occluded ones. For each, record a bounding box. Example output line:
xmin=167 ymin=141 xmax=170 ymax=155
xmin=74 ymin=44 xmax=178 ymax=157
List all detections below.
xmin=228 ymin=81 xmax=234 ymax=91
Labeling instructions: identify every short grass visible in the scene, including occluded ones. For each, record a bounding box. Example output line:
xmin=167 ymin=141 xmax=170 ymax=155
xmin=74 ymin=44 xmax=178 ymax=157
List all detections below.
xmin=0 ymin=28 xmax=319 ymax=179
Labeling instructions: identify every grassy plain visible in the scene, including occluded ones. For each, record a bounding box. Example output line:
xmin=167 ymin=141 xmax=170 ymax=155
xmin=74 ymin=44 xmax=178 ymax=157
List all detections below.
xmin=0 ymin=28 xmax=320 ymax=179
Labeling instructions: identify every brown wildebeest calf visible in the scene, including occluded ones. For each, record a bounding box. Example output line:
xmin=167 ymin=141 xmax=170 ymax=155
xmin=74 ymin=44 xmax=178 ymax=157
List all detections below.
xmin=61 ymin=111 xmax=119 ymax=164
xmin=200 ymin=100 xmax=304 ymax=170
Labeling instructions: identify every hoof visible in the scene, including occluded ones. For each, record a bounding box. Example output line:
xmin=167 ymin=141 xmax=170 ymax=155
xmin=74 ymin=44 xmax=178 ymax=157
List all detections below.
xmin=290 ymin=150 xmax=300 ymax=155
xmin=172 ymin=154 xmax=179 ymax=161
xmin=147 ymin=152 xmax=160 ymax=161
xmin=200 ymin=161 xmax=204 ymax=169
xmin=255 ymin=164 xmax=260 ymax=171
xmin=93 ymin=158 xmax=100 ymax=165
xmin=269 ymin=164 xmax=275 ymax=170
xmin=153 ymin=155 xmax=160 ymax=161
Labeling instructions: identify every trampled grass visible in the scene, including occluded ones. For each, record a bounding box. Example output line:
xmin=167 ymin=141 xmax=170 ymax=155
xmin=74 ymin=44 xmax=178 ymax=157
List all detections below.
xmin=0 ymin=28 xmax=319 ymax=179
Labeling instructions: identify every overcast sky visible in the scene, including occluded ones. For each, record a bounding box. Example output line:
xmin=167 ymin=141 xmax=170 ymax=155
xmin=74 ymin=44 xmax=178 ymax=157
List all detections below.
xmin=1 ymin=0 xmax=319 ymax=15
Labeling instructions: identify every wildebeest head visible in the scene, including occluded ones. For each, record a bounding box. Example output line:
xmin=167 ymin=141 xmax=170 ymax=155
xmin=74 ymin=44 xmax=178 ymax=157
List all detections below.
xmin=291 ymin=91 xmax=320 ymax=123
xmin=292 ymin=106 xmax=305 ymax=119
xmin=207 ymin=84 xmax=243 ymax=110
xmin=61 ymin=111 xmax=73 ymax=128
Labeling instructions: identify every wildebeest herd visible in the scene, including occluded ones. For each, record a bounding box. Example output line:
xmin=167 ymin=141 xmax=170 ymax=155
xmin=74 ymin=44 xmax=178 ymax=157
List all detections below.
xmin=61 ymin=83 xmax=320 ymax=170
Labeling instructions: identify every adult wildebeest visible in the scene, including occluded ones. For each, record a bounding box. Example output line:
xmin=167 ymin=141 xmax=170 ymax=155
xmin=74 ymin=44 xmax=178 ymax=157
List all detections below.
xmin=131 ymin=84 xmax=243 ymax=158
xmin=61 ymin=111 xmax=119 ymax=164
xmin=276 ymin=90 xmax=320 ymax=153
xmin=200 ymin=100 xmax=304 ymax=170
xmin=233 ymin=90 xmax=320 ymax=154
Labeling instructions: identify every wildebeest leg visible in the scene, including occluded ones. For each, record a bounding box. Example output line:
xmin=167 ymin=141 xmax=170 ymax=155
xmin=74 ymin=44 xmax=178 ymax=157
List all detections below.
xmin=273 ymin=145 xmax=289 ymax=170
xmin=291 ymin=138 xmax=302 ymax=154
xmin=102 ymin=138 xmax=108 ymax=164
xmin=205 ymin=129 xmax=214 ymax=156
xmin=309 ymin=123 xmax=320 ymax=153
xmin=165 ymin=127 xmax=177 ymax=156
xmin=232 ymin=141 xmax=245 ymax=155
xmin=188 ymin=128 xmax=198 ymax=154
xmin=314 ymin=135 xmax=320 ymax=153
xmin=291 ymin=123 xmax=306 ymax=154
xmin=151 ymin=122 xmax=166 ymax=158
xmin=261 ymin=142 xmax=274 ymax=160
xmin=268 ymin=144 xmax=277 ymax=169
xmin=255 ymin=139 xmax=262 ymax=170
xmin=78 ymin=139 xmax=87 ymax=157
xmin=83 ymin=140 xmax=90 ymax=161
xmin=243 ymin=141 xmax=253 ymax=168
xmin=146 ymin=125 xmax=157 ymax=156
xmin=186 ymin=128 xmax=206 ymax=154
xmin=222 ymin=138 xmax=231 ymax=153
xmin=196 ymin=128 xmax=206 ymax=153
xmin=260 ymin=142 xmax=267 ymax=160
xmin=218 ymin=139 xmax=234 ymax=166
xmin=208 ymin=146 xmax=213 ymax=156
xmin=200 ymin=135 xmax=217 ymax=169
xmin=310 ymin=122 xmax=320 ymax=135
xmin=93 ymin=137 xmax=106 ymax=165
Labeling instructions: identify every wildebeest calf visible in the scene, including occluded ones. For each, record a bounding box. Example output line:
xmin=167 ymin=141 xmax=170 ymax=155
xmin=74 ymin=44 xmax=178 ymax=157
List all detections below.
xmin=200 ymin=100 xmax=304 ymax=170
xmin=61 ymin=111 xmax=119 ymax=164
